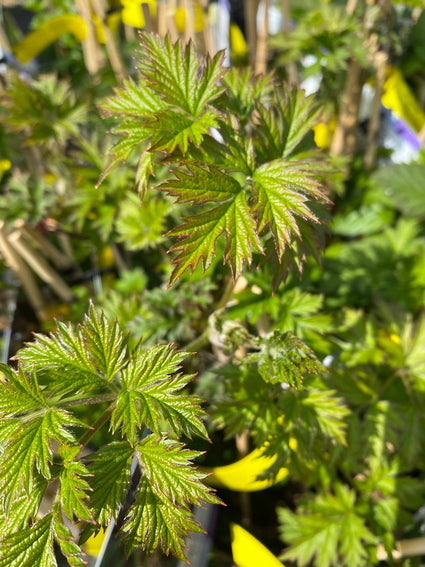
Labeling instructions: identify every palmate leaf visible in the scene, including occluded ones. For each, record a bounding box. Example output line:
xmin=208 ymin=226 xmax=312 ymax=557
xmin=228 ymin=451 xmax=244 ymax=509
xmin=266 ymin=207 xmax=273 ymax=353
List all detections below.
xmin=122 ymin=436 xmax=220 ymax=560
xmin=111 ymin=344 xmax=208 ymax=444
xmin=123 ymin=476 xmax=204 ymax=562
xmin=87 ymin=441 xmax=134 ymax=525
xmin=0 ymin=513 xmax=56 ymax=567
xmin=168 ymin=191 xmax=263 ymax=284
xmin=137 ymin=33 xmax=225 ymax=117
xmin=253 ymin=159 xmax=327 ymax=257
xmin=278 ymin=484 xmax=376 ymax=567
xmin=0 ymin=407 xmax=85 ymax=508
xmin=137 ymin=435 xmax=220 ymax=508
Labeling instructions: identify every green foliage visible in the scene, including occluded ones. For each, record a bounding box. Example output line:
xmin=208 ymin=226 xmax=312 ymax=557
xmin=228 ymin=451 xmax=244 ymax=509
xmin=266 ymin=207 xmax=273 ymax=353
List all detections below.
xmin=0 ymin=305 xmax=219 ymax=565
xmin=99 ymin=32 xmax=330 ymax=287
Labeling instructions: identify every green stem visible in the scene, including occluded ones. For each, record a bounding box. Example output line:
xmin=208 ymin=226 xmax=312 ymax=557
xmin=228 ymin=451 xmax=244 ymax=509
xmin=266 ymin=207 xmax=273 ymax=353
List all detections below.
xmin=184 ymin=276 xmax=236 ymax=353
xmin=60 ymin=393 xmax=117 ymax=408
xmin=78 ymin=402 xmax=115 ymax=450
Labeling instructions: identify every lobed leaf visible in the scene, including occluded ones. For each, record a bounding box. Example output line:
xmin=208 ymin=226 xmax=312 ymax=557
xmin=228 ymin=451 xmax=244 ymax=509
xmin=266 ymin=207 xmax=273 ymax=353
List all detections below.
xmin=137 ymin=435 xmax=220 ymax=508
xmin=123 ymin=476 xmax=203 ymax=562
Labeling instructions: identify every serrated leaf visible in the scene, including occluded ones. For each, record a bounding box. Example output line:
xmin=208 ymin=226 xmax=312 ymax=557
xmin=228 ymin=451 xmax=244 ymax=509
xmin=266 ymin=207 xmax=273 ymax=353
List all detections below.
xmin=162 ymin=164 xmax=241 ymax=204
xmin=59 ymin=445 xmax=93 ymax=523
xmin=100 ymin=77 xmax=164 ymax=118
xmin=247 ymin=331 xmax=325 ymax=388
xmin=0 ymin=513 xmax=56 ymax=567
xmin=0 ymin=475 xmax=47 ymax=537
xmin=301 ymin=390 xmax=349 ymax=445
xmin=123 ymin=476 xmax=203 ymax=562
xmin=0 ymin=408 xmax=85 ymax=506
xmin=18 ymin=322 xmax=107 ymax=395
xmin=137 ymin=34 xmax=225 ymax=117
xmin=137 ymin=435 xmax=220 ymax=507
xmin=111 ymin=345 xmax=208 ymax=443
xmin=150 ymin=108 xmax=219 ymax=154
xmin=0 ymin=364 xmax=46 ymax=416
xmin=52 ymin=508 xmax=86 ymax=567
xmin=169 ymin=191 xmax=263 ymax=283
xmin=253 ymin=160 xmax=327 ymax=257
xmin=279 ymin=485 xmax=376 ymax=567
xmin=88 ymin=442 xmax=134 ymax=525
xmin=81 ymin=303 xmax=128 ymax=382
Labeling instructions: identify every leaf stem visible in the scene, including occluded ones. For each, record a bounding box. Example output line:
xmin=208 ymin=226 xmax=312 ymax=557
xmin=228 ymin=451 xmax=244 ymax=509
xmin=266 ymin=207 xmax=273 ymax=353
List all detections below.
xmin=61 ymin=393 xmax=117 ymax=408
xmin=78 ymin=402 xmax=115 ymax=449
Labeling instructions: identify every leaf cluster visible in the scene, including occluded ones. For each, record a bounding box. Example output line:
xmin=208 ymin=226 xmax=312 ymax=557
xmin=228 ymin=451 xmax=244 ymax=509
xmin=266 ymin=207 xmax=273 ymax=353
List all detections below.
xmin=0 ymin=304 xmax=219 ymax=565
xmin=99 ymin=33 xmax=331 ymax=288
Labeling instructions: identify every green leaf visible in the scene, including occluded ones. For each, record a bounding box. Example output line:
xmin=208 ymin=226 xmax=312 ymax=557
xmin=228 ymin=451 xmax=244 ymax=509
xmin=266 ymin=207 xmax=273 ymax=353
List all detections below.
xmin=0 ymin=407 xmax=84 ymax=507
xmin=278 ymin=484 xmax=376 ymax=567
xmin=81 ymin=302 xmax=129 ymax=382
xmin=53 ymin=513 xmax=85 ymax=567
xmin=0 ymin=364 xmax=46 ymax=416
xmin=17 ymin=322 xmax=107 ymax=395
xmin=123 ymin=476 xmax=203 ymax=562
xmin=150 ymin=108 xmax=219 ymax=154
xmin=0 ymin=513 xmax=56 ymax=567
xmin=137 ymin=33 xmax=225 ymax=117
xmin=247 ymin=331 xmax=325 ymax=388
xmin=59 ymin=444 xmax=93 ymax=523
xmin=253 ymin=159 xmax=327 ymax=257
xmin=100 ymin=77 xmax=164 ymax=118
xmin=0 ymin=475 xmax=48 ymax=538
xmin=301 ymin=389 xmax=349 ymax=445
xmin=87 ymin=441 xmax=134 ymax=525
xmin=373 ymin=163 xmax=425 ymax=219
xmin=168 ymin=191 xmax=263 ymax=283
xmin=111 ymin=345 xmax=208 ymax=443
xmin=137 ymin=435 xmax=220 ymax=507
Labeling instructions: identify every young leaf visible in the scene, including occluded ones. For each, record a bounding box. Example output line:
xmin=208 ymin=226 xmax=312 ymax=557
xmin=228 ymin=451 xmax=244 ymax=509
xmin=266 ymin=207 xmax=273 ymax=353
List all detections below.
xmin=137 ymin=435 xmax=220 ymax=508
xmin=137 ymin=33 xmax=225 ymax=118
xmin=0 ymin=513 xmax=56 ymax=567
xmin=81 ymin=302 xmax=129 ymax=382
xmin=17 ymin=322 xmax=108 ymax=395
xmin=122 ymin=476 xmax=204 ymax=562
xmin=59 ymin=444 xmax=93 ymax=523
xmin=168 ymin=191 xmax=263 ymax=284
xmin=0 ymin=407 xmax=85 ymax=507
xmin=278 ymin=484 xmax=376 ymax=567
xmin=87 ymin=441 xmax=134 ymax=525
xmin=110 ymin=344 xmax=208 ymax=443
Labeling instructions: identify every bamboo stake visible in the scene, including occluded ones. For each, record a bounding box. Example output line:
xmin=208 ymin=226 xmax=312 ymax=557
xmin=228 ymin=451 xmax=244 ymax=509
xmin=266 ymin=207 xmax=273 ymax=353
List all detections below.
xmin=364 ymin=50 xmax=388 ymax=169
xmin=75 ymin=0 xmax=104 ymax=75
xmin=13 ymin=220 xmax=72 ymax=270
xmin=377 ymin=536 xmax=425 ymax=561
xmin=0 ymin=223 xmax=47 ymax=322
xmin=244 ymin=0 xmax=260 ymax=69
xmin=7 ymin=230 xmax=75 ymax=303
xmin=255 ymin=0 xmax=269 ymax=75
xmin=90 ymin=0 xmax=126 ymax=82
xmin=142 ymin=2 xmax=155 ymax=32
xmin=281 ymin=0 xmax=297 ymax=84
xmin=182 ymin=0 xmax=195 ymax=43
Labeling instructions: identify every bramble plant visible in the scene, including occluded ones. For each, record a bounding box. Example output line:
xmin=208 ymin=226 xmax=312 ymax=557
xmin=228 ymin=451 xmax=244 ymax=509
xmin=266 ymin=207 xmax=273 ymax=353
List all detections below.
xmin=0 ymin=32 xmax=332 ymax=566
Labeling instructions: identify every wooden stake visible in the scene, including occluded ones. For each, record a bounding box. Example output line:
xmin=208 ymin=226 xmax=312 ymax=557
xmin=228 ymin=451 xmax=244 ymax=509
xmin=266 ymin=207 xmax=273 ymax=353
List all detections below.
xmin=281 ymin=0 xmax=297 ymax=84
xmin=13 ymin=220 xmax=72 ymax=270
xmin=0 ymin=223 xmax=47 ymax=322
xmin=75 ymin=0 xmax=104 ymax=75
xmin=7 ymin=230 xmax=75 ymax=303
xmin=245 ymin=0 xmax=260 ymax=69
xmin=364 ymin=51 xmax=388 ymax=169
xmin=255 ymin=0 xmax=269 ymax=75
xmin=90 ymin=0 xmax=126 ymax=82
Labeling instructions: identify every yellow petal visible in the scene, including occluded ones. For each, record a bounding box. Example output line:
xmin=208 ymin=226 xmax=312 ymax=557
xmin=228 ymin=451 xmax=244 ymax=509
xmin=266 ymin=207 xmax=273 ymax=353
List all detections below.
xmin=382 ymin=67 xmax=425 ymax=133
xmin=13 ymin=14 xmax=87 ymax=64
xmin=83 ymin=528 xmax=107 ymax=557
xmin=204 ymin=446 xmax=288 ymax=492
xmin=231 ymin=523 xmax=285 ymax=567
xmin=230 ymin=23 xmax=248 ymax=58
